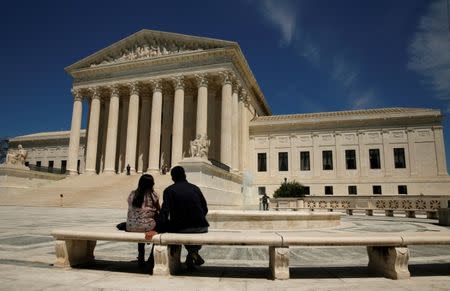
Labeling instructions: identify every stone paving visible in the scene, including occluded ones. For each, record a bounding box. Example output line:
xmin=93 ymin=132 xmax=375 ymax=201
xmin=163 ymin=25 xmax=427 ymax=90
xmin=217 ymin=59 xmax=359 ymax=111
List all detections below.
xmin=0 ymin=206 xmax=449 ymax=290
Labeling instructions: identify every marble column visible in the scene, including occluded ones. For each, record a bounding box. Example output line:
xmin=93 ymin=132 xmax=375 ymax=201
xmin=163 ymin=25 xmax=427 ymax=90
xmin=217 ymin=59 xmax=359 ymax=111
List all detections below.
xmin=84 ymin=88 xmax=101 ymax=174
xmin=118 ymin=98 xmax=129 ymax=173
xmin=382 ymin=130 xmax=391 ymax=177
xmin=433 ymin=126 xmax=448 ymax=176
xmin=220 ymin=72 xmax=233 ymax=167
xmin=137 ymin=94 xmax=151 ymax=173
xmin=239 ymin=89 xmax=249 ymax=172
xmin=125 ymin=82 xmax=140 ymax=173
xmin=231 ymin=82 xmax=240 ymax=172
xmin=103 ymin=84 xmax=120 ymax=174
xmin=67 ymin=89 xmax=83 ymax=175
xmin=406 ymin=129 xmax=417 ymax=176
xmin=148 ymin=80 xmax=163 ymax=173
xmin=171 ymin=76 xmax=185 ymax=167
xmin=195 ymin=74 xmax=208 ymax=138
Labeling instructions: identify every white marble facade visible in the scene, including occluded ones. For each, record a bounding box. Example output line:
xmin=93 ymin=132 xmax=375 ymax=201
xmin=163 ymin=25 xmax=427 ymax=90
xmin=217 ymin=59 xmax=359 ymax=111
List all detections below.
xmin=8 ymin=30 xmax=450 ymax=195
xmin=64 ymin=30 xmax=263 ymax=176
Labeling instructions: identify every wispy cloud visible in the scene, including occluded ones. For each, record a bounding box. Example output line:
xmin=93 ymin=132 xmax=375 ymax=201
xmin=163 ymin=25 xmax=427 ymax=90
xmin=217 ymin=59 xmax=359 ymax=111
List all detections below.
xmin=349 ymin=90 xmax=376 ymax=109
xmin=253 ymin=0 xmax=378 ymax=110
xmin=258 ymin=0 xmax=297 ymax=45
xmin=331 ymin=57 xmax=377 ymax=109
xmin=408 ymin=0 xmax=450 ymax=101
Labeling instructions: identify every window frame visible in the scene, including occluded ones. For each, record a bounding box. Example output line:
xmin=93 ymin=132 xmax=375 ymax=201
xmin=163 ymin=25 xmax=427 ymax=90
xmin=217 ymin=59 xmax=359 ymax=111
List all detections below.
xmin=300 ymin=151 xmax=310 ymax=171
xmin=325 ymin=186 xmax=333 ymax=195
xmin=278 ymin=152 xmax=289 ymax=172
xmin=348 ymin=185 xmax=357 ymax=195
xmin=345 ymin=149 xmax=357 ymax=170
xmin=369 ymin=148 xmax=381 ymax=169
xmin=372 ymin=185 xmax=382 ymax=195
xmin=398 ymin=185 xmax=408 ymax=195
xmin=257 ymin=152 xmax=267 ymax=172
xmin=394 ymin=148 xmax=406 ymax=169
xmin=322 ymin=150 xmax=333 ymax=171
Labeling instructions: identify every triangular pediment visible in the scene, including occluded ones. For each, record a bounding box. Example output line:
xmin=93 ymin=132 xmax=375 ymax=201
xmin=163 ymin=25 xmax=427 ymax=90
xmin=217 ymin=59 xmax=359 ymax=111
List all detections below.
xmin=66 ymin=29 xmax=237 ymax=71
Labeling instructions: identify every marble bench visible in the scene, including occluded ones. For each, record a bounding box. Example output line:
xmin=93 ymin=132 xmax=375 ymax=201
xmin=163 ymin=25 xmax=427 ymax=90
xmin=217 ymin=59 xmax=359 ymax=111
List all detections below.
xmin=51 ymin=229 xmax=450 ymax=280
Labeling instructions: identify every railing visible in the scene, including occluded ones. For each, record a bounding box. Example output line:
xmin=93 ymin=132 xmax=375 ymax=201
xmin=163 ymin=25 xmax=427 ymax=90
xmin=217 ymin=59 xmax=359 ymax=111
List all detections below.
xmin=28 ymin=164 xmax=67 ymax=175
xmin=270 ymin=195 xmax=449 ymax=212
xmin=208 ymin=159 xmax=230 ymax=172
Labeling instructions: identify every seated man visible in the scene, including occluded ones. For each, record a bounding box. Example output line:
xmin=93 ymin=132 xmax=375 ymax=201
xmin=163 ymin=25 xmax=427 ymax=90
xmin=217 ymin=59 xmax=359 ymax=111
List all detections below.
xmin=147 ymin=166 xmax=209 ymax=268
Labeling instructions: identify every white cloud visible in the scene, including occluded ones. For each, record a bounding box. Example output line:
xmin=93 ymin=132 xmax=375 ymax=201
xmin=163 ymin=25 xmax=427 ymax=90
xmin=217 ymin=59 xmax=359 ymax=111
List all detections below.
xmin=408 ymin=0 xmax=450 ymax=101
xmin=298 ymin=41 xmax=321 ymax=67
xmin=331 ymin=57 xmax=359 ymax=89
xmin=259 ymin=0 xmax=297 ymax=45
xmin=349 ymin=90 xmax=375 ymax=109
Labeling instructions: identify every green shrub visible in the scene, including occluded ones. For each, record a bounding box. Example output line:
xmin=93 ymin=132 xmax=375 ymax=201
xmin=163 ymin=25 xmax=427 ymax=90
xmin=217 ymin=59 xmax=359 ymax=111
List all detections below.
xmin=273 ymin=180 xmax=306 ymax=198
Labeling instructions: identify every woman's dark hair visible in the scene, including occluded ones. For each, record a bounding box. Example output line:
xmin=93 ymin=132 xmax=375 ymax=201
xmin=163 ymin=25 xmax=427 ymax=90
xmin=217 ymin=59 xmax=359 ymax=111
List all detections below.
xmin=132 ymin=174 xmax=155 ymax=208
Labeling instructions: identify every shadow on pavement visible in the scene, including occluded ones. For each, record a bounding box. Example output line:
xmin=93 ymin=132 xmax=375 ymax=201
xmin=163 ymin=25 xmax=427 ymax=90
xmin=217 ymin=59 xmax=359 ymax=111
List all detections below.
xmin=68 ymin=260 xmax=450 ymax=279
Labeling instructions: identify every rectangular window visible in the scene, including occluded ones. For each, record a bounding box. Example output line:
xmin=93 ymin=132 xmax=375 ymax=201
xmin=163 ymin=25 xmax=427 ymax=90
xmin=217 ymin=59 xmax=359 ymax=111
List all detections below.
xmin=303 ymin=186 xmax=310 ymax=195
xmin=322 ymin=150 xmax=333 ymax=170
xmin=348 ymin=185 xmax=357 ymax=195
xmin=36 ymin=161 xmax=41 ymax=167
xmin=369 ymin=149 xmax=381 ymax=169
xmin=278 ymin=152 xmax=288 ymax=171
xmin=398 ymin=185 xmax=408 ymax=195
xmin=48 ymin=161 xmax=54 ymax=168
xmin=61 ymin=160 xmax=67 ymax=174
xmin=394 ymin=148 xmax=406 ymax=168
xmin=258 ymin=186 xmax=266 ymax=195
xmin=300 ymin=151 xmax=310 ymax=171
xmin=373 ymin=185 xmax=382 ymax=195
xmin=345 ymin=149 xmax=357 ymax=170
xmin=325 ymin=186 xmax=333 ymax=195
xmin=257 ymin=153 xmax=267 ymax=172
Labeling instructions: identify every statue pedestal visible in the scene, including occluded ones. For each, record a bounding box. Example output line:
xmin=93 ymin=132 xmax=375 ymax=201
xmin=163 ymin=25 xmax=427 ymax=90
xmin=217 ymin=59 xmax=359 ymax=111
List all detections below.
xmin=0 ymin=164 xmax=30 ymax=171
xmin=179 ymin=158 xmax=244 ymax=209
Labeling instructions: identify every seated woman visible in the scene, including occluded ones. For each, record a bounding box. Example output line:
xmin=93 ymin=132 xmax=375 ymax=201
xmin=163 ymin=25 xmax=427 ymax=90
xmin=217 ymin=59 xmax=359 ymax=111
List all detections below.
xmin=126 ymin=174 xmax=160 ymax=268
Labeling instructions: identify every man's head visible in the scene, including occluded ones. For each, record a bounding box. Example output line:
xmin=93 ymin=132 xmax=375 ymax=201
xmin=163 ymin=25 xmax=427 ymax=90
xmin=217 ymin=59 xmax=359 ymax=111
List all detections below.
xmin=171 ymin=166 xmax=186 ymax=182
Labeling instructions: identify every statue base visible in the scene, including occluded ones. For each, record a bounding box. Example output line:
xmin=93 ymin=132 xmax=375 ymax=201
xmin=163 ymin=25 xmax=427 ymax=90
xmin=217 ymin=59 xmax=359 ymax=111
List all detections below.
xmin=179 ymin=158 xmax=244 ymax=209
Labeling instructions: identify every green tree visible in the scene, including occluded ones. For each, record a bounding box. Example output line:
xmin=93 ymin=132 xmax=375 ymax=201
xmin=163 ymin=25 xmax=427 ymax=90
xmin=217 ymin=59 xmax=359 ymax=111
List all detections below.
xmin=273 ymin=180 xmax=306 ymax=198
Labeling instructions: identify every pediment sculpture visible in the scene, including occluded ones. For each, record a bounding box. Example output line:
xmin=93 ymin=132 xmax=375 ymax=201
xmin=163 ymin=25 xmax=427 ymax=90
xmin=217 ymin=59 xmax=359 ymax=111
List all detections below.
xmin=90 ymin=43 xmax=203 ymax=67
xmin=190 ymin=134 xmax=210 ymax=159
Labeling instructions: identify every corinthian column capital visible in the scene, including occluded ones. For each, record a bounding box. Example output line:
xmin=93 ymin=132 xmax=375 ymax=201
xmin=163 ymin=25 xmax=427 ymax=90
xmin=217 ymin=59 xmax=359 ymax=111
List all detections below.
xmin=232 ymin=81 xmax=241 ymax=95
xmin=150 ymin=79 xmax=162 ymax=92
xmin=71 ymin=88 xmax=83 ymax=101
xmin=109 ymin=84 xmax=120 ymax=97
xmin=171 ymin=75 xmax=185 ymax=90
xmin=195 ymin=73 xmax=208 ymax=88
xmin=128 ymin=82 xmax=139 ymax=95
xmin=89 ymin=87 xmax=101 ymax=100
xmin=219 ymin=71 xmax=234 ymax=85
xmin=239 ymin=88 xmax=249 ymax=104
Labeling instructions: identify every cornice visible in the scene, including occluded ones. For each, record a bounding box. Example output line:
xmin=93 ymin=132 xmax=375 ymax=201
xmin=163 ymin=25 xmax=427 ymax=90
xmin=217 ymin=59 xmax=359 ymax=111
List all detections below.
xmin=67 ymin=34 xmax=272 ymax=116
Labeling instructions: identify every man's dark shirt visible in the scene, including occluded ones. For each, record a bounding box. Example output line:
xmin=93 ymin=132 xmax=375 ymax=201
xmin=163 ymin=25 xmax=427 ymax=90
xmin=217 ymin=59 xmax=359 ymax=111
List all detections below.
xmin=158 ymin=180 xmax=209 ymax=233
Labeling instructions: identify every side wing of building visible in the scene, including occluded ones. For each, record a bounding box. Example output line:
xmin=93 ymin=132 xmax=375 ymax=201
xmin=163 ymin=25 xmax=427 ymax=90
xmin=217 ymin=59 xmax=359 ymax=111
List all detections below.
xmin=249 ymin=108 xmax=450 ymax=196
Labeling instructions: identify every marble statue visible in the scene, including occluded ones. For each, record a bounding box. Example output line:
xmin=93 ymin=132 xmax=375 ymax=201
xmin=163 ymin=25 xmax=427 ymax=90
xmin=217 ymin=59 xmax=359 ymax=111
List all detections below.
xmin=190 ymin=134 xmax=210 ymax=159
xmin=3 ymin=144 xmax=29 ymax=169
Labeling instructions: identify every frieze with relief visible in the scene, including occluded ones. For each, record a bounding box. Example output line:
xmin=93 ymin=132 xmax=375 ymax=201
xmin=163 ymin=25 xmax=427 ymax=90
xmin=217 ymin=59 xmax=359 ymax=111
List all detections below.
xmin=90 ymin=43 xmax=204 ymax=68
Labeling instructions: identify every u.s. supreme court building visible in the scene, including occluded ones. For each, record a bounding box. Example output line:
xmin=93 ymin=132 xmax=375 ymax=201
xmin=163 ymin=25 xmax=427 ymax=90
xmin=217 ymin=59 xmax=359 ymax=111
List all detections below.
xmin=9 ymin=29 xmax=450 ymax=197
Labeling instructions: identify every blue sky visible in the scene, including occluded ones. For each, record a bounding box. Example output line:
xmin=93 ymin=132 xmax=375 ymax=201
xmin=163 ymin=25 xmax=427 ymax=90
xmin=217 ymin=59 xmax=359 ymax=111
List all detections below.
xmin=1 ymin=0 xmax=450 ymax=168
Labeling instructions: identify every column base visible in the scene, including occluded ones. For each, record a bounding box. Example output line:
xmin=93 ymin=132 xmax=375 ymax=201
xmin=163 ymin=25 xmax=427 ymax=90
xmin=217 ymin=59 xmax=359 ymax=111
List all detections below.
xmin=67 ymin=170 xmax=79 ymax=176
xmin=102 ymin=169 xmax=117 ymax=175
